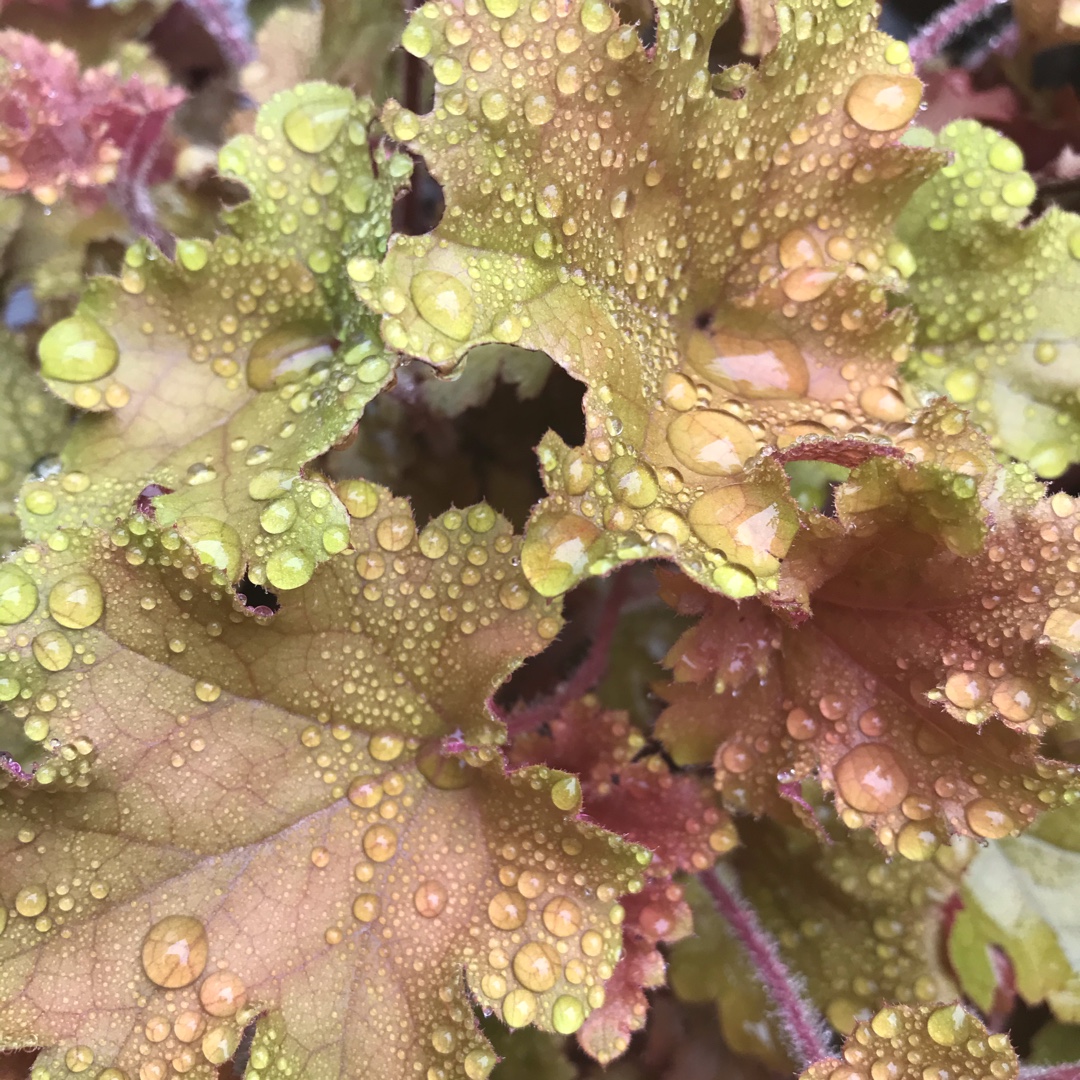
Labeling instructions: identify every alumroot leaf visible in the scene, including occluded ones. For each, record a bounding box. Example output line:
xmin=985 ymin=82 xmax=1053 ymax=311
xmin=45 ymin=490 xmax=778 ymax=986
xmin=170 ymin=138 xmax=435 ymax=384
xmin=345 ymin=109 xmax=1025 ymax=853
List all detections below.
xmin=362 ymin=0 xmax=940 ymax=600
xmin=657 ymin=406 xmax=1080 ymax=851
xmin=25 ymin=84 xmax=410 ymax=592
xmin=0 ymin=485 xmax=646 ymax=1080
xmin=800 ymin=1004 xmax=1018 ymax=1080
xmin=897 ymin=120 xmax=1080 ymax=478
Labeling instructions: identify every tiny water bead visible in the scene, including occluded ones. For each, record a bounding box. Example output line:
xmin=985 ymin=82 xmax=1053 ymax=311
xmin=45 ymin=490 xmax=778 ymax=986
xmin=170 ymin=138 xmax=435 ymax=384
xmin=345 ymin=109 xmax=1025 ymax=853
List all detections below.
xmin=141 ymin=915 xmax=209 ymax=988
xmin=38 ymin=314 xmax=119 ymax=383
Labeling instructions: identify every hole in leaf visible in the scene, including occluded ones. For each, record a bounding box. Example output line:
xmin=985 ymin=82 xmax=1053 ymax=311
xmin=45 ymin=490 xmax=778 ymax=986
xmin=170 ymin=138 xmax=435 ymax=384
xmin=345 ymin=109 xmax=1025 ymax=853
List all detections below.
xmin=611 ymin=0 xmax=657 ymax=47
xmin=708 ymin=3 xmax=759 ymax=97
xmin=134 ymin=483 xmax=173 ymax=519
xmin=236 ymin=574 xmax=280 ymax=616
xmin=325 ymin=355 xmax=584 ymax=530
xmin=784 ymin=460 xmax=850 ymax=515
xmin=391 ymin=151 xmax=444 ymax=236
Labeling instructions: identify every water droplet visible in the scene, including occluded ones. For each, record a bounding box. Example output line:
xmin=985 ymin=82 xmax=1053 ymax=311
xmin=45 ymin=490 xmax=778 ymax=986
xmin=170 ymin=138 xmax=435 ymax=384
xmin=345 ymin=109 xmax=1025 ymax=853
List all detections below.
xmin=552 ymin=995 xmax=585 ymax=1034
xmin=176 ymin=239 xmax=209 ymax=272
xmin=201 ymin=1025 xmax=239 ymax=1065
xmin=363 ymin=824 xmax=398 ymax=862
xmin=844 ymin=74 xmax=922 ymax=131
xmin=48 ymin=572 xmax=104 ymax=629
xmin=488 ymin=891 xmax=527 ymax=930
xmin=0 ymin=564 xmax=38 ymax=624
xmin=266 ymin=548 xmax=315 ymax=591
xmin=502 ymin=988 xmax=537 ymax=1028
xmin=414 ymin=879 xmax=448 ymax=917
xmin=178 ymin=517 xmax=242 ymax=579
xmin=246 ymin=327 xmax=334 ymax=391
xmin=411 ymin=271 xmax=476 ymax=341
xmin=402 ymin=20 xmax=433 ymax=56
xmin=65 ymin=1046 xmax=94 ymax=1073
xmin=925 ymin=1004 xmax=970 ymax=1047
xmin=943 ymin=671 xmax=988 ymax=709
xmin=834 ymin=744 xmax=910 ymax=813
xmin=542 ymin=896 xmax=582 ymax=937
xmin=375 ymin=514 xmax=416 ymax=552
xmin=687 ymin=328 xmax=809 ymax=399
xmin=353 ymin=893 xmax=380 ymax=921
xmin=38 ymin=315 xmax=119 ymax=383
xmin=858 ymin=385 xmax=908 ymax=423
xmin=965 ymin=797 xmax=1014 ymax=839
xmin=199 ymin=971 xmax=247 ymax=1016
xmin=464 ymin=1048 xmax=496 ymax=1080
xmin=513 ymin=941 xmax=561 ymax=991
xmin=1044 ymin=608 xmax=1080 ymax=652
xmin=15 ymin=885 xmax=47 ymax=917
xmin=417 ymin=742 xmax=474 ymax=789
xmin=521 ymin=512 xmax=601 ymax=597
xmin=32 ymin=630 xmax=73 ymax=671
xmin=551 ymin=775 xmax=582 ymax=811
xmin=666 ymin=410 xmax=761 ymax=476
xmin=260 ymin=498 xmax=298 ymax=535
xmin=283 ymin=99 xmax=349 ymax=154
xmin=142 ymin=915 xmax=209 ymax=988
xmin=987 ymin=138 xmax=1023 ymax=173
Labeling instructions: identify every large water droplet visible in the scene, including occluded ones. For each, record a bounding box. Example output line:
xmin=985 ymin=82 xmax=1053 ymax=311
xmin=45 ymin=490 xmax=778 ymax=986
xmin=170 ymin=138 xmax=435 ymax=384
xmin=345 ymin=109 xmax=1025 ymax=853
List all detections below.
xmin=552 ymin=994 xmax=585 ymax=1035
xmin=0 ymin=564 xmax=38 ymax=624
xmin=410 ymin=270 xmax=476 ymax=341
xmin=834 ymin=744 xmax=910 ymax=813
xmin=844 ymin=74 xmax=922 ymax=131
xmin=1044 ymin=607 xmax=1080 ymax=652
xmin=687 ymin=328 xmax=809 ymax=399
xmin=48 ymin=572 xmax=104 ymax=629
xmin=283 ymin=99 xmax=350 ymax=154
xmin=513 ymin=942 xmax=561 ymax=991
xmin=199 ymin=971 xmax=247 ymax=1017
xmin=38 ymin=315 xmax=119 ymax=383
xmin=488 ymin=890 xmax=527 ymax=930
xmin=666 ymin=410 xmax=761 ymax=476
xmin=521 ymin=512 xmax=601 ymax=597
xmin=142 ymin=915 xmax=209 ymax=988
xmin=246 ymin=327 xmax=335 ymax=392
xmin=414 ymin=879 xmax=448 ymax=918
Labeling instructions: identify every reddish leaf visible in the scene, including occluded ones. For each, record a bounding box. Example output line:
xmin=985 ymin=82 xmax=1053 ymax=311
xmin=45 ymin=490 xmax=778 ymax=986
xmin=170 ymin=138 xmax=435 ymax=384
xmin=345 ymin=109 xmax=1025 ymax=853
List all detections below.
xmin=0 ymin=30 xmax=183 ymax=206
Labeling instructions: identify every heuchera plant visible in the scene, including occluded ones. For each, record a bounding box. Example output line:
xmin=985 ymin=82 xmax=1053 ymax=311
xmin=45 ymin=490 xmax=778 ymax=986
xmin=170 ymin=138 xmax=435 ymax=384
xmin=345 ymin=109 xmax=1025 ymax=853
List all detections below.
xmin=0 ymin=0 xmax=1079 ymax=1075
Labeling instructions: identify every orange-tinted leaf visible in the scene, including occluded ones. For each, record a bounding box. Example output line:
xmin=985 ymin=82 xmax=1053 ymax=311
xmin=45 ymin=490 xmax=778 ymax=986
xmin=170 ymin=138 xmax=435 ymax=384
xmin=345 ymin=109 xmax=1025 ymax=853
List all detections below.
xmin=0 ymin=488 xmax=646 ymax=1080
xmin=361 ymin=0 xmax=938 ymax=600
xmin=510 ymin=699 xmax=732 ymax=1060
xmin=0 ymin=30 xmax=183 ymax=204
xmin=657 ymin=407 xmax=1080 ymax=851
xmin=799 ymin=1004 xmax=1018 ymax=1080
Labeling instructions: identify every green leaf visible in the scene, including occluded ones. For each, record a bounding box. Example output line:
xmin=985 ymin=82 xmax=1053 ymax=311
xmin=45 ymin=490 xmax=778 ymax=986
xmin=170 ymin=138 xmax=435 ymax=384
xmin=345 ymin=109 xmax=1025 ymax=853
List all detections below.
xmin=0 ymin=487 xmax=646 ymax=1080
xmin=361 ymin=0 xmax=939 ymax=600
xmin=897 ymin=120 xmax=1080 ymax=478
xmin=799 ymin=1004 xmax=1017 ymax=1080
xmin=953 ymin=801 xmax=1080 ymax=1020
xmin=736 ymin=822 xmax=962 ymax=1035
xmin=0 ymin=331 xmax=68 ymax=555
xmin=24 ymin=84 xmax=411 ymax=592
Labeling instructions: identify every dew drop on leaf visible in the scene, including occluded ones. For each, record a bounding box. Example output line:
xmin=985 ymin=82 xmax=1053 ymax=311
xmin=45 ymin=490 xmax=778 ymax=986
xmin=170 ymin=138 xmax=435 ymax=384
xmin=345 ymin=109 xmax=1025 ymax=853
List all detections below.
xmin=38 ymin=315 xmax=119 ymax=383
xmin=834 ymin=744 xmax=911 ymax=813
xmin=47 ymin=572 xmax=104 ymax=629
xmin=0 ymin=563 xmax=38 ymax=623
xmin=141 ymin=915 xmax=209 ymax=988
xmin=844 ymin=74 xmax=923 ymax=132
xmin=282 ymin=99 xmax=350 ymax=154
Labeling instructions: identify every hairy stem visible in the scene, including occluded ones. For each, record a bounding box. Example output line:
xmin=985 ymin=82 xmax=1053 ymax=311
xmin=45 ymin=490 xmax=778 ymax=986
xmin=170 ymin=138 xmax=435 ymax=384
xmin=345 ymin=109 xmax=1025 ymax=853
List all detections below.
xmin=702 ymin=864 xmax=833 ymax=1069
xmin=908 ymin=0 xmax=1009 ymax=66
xmin=504 ymin=572 xmax=629 ymax=738
xmin=1020 ymin=1067 xmax=1080 ymax=1080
